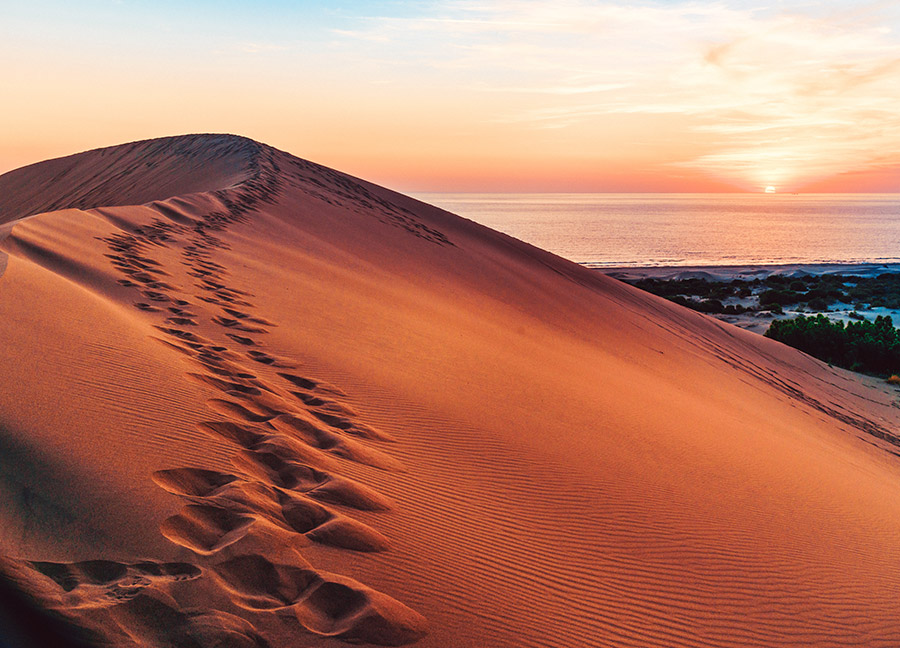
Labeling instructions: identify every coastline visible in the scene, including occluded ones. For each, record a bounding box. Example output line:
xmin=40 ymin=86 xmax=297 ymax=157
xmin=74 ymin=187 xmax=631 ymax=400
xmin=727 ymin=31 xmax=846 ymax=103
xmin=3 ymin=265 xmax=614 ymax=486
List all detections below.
xmin=600 ymin=262 xmax=900 ymax=334
xmin=599 ymin=261 xmax=900 ymax=282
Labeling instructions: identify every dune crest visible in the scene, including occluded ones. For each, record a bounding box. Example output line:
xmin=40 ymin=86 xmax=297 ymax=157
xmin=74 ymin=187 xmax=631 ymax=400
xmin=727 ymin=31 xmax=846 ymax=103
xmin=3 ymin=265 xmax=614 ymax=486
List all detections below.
xmin=2 ymin=135 xmax=900 ymax=647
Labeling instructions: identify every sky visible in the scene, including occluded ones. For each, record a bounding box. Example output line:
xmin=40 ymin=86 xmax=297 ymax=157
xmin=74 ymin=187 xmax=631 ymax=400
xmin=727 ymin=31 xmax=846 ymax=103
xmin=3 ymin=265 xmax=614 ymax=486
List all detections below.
xmin=1 ymin=0 xmax=899 ymax=192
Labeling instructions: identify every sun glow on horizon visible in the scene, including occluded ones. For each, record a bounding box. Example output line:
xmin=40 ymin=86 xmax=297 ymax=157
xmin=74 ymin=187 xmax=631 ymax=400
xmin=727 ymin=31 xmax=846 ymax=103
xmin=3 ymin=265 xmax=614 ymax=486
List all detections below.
xmin=1 ymin=1 xmax=899 ymax=192
xmin=765 ymin=186 xmax=776 ymax=194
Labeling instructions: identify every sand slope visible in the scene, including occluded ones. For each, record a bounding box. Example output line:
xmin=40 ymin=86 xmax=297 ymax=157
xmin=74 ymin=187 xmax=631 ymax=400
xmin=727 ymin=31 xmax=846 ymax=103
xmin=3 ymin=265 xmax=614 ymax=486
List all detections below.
xmin=2 ymin=134 xmax=900 ymax=647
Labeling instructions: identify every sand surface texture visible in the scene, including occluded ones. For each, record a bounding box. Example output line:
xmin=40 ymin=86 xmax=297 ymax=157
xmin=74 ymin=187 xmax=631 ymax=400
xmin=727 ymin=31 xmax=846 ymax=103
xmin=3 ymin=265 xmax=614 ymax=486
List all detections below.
xmin=2 ymin=134 xmax=900 ymax=647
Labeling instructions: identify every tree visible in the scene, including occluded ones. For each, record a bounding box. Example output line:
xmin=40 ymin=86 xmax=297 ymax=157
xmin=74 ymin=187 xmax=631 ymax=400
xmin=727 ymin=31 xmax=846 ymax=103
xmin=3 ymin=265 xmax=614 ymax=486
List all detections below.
xmin=765 ymin=314 xmax=900 ymax=375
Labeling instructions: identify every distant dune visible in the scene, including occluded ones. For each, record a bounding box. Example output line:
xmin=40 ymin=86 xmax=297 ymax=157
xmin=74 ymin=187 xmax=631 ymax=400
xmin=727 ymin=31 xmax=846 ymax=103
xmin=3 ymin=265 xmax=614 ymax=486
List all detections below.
xmin=2 ymin=134 xmax=900 ymax=647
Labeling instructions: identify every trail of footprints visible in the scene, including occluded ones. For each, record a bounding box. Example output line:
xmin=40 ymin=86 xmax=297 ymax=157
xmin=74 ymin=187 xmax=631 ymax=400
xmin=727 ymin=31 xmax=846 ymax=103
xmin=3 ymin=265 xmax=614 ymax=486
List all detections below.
xmin=21 ymin=157 xmax=427 ymax=646
xmin=280 ymin=156 xmax=453 ymax=247
xmin=27 ymin=560 xmax=202 ymax=609
xmin=3 ymin=555 xmax=271 ymax=648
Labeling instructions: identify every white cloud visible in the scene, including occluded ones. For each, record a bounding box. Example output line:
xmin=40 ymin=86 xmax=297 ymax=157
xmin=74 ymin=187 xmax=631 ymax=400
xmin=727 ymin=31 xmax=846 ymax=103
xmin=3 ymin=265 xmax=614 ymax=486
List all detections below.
xmin=239 ymin=42 xmax=294 ymax=54
xmin=336 ymin=1 xmax=900 ymax=188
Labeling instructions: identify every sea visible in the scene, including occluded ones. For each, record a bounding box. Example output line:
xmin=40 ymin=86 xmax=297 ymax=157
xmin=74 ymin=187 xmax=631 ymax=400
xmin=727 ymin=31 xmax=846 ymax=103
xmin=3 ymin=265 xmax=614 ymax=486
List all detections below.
xmin=415 ymin=193 xmax=900 ymax=269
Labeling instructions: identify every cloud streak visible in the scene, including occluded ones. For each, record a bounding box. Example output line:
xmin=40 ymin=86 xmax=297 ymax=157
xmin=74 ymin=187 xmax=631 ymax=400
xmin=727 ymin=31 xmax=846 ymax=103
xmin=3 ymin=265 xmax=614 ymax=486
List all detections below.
xmin=337 ymin=0 xmax=900 ymax=189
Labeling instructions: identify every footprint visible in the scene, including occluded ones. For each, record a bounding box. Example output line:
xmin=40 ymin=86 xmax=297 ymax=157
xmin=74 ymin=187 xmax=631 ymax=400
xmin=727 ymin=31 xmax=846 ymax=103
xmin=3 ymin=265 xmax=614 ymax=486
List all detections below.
xmin=278 ymin=372 xmax=347 ymax=398
xmin=230 ymin=448 xmax=333 ymax=488
xmin=155 ymin=327 xmax=211 ymax=345
xmin=106 ymin=591 xmax=272 ymax=648
xmin=152 ymin=468 xmax=239 ymax=497
xmin=277 ymin=373 xmax=317 ymax=391
xmin=290 ymin=391 xmax=357 ymax=416
xmin=226 ymin=334 xmax=257 ymax=346
xmin=142 ymin=290 xmax=170 ymax=302
xmin=269 ymin=415 xmax=341 ymax=451
xmin=247 ymin=350 xmax=295 ymax=368
xmin=228 ymin=390 xmax=297 ymax=416
xmin=226 ymin=446 xmax=389 ymax=513
xmin=277 ymin=493 xmax=331 ymax=533
xmin=160 ymin=504 xmax=254 ymax=555
xmin=214 ymin=556 xmax=426 ymax=645
xmin=308 ymin=410 xmax=354 ymax=430
xmin=304 ymin=517 xmax=389 ymax=553
xmin=145 ymin=281 xmax=176 ymax=291
xmin=212 ymin=316 xmax=269 ymax=333
xmin=221 ymin=309 xmax=275 ymax=327
xmin=134 ymin=302 xmax=162 ymax=312
xmin=308 ymin=477 xmax=393 ymax=512
xmin=207 ymin=398 xmax=275 ymax=423
xmin=188 ymin=373 xmax=262 ymax=397
xmin=294 ymin=573 xmax=428 ymax=645
xmin=28 ymin=560 xmax=201 ymax=609
xmin=197 ymin=420 xmax=268 ymax=447
xmin=213 ymin=554 xmax=320 ymax=610
xmin=270 ymin=415 xmax=401 ymax=470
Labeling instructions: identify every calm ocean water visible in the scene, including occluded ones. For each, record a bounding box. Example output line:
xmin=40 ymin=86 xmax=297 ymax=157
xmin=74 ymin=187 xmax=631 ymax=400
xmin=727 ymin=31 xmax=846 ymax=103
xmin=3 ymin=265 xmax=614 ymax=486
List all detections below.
xmin=415 ymin=193 xmax=900 ymax=268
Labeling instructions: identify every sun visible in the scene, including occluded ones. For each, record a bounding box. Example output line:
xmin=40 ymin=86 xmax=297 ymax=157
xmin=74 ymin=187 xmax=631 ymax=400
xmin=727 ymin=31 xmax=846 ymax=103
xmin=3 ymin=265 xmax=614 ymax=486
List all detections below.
xmin=764 ymin=186 xmax=776 ymax=193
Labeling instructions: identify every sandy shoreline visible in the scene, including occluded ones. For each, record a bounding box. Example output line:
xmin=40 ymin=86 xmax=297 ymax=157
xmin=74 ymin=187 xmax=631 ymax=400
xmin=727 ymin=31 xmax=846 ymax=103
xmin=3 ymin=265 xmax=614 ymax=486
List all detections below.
xmin=601 ymin=263 xmax=900 ymax=334
xmin=600 ymin=261 xmax=900 ymax=282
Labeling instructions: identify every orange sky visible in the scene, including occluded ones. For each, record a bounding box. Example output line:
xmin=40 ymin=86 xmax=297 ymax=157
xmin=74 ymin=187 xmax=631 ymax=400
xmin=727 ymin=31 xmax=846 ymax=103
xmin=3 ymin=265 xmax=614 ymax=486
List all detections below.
xmin=1 ymin=1 xmax=899 ymax=193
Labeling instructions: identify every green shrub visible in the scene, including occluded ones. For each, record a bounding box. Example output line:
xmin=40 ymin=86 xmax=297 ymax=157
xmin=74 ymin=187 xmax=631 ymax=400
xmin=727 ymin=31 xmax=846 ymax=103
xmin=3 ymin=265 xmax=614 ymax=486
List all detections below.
xmin=765 ymin=314 xmax=900 ymax=375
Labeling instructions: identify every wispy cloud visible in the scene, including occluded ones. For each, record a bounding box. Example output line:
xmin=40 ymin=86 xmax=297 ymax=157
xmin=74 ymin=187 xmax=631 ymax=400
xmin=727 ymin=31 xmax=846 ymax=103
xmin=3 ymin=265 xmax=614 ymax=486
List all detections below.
xmin=335 ymin=0 xmax=900 ymax=188
xmin=490 ymin=83 xmax=630 ymax=95
xmin=239 ymin=42 xmax=295 ymax=54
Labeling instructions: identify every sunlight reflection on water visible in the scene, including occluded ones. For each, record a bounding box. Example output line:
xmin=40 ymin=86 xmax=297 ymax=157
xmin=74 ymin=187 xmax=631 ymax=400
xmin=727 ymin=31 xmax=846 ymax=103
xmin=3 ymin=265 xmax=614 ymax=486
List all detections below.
xmin=416 ymin=193 xmax=900 ymax=267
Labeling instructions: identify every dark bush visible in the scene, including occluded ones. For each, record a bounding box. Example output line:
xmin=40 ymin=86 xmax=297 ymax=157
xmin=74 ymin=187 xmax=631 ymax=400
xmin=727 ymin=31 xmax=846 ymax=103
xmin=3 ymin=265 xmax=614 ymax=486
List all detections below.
xmin=759 ymin=289 xmax=803 ymax=306
xmin=624 ymin=271 xmax=900 ymax=316
xmin=765 ymin=314 xmax=900 ymax=375
xmin=696 ymin=299 xmax=724 ymax=313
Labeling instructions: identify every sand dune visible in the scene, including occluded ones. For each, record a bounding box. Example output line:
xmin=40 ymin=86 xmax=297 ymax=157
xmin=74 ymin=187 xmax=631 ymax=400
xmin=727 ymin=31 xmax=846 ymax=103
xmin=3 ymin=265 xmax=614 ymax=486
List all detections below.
xmin=2 ymin=134 xmax=900 ymax=647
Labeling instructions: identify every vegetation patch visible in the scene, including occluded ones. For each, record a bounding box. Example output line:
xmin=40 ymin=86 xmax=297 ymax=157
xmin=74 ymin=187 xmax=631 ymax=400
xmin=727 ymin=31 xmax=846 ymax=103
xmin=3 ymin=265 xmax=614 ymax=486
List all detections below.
xmin=625 ymin=272 xmax=900 ymax=316
xmin=765 ymin=314 xmax=900 ymax=376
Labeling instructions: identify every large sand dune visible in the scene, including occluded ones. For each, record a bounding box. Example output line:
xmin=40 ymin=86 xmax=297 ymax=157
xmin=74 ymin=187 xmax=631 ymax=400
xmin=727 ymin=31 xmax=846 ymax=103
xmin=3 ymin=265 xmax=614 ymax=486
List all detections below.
xmin=2 ymin=134 xmax=900 ymax=647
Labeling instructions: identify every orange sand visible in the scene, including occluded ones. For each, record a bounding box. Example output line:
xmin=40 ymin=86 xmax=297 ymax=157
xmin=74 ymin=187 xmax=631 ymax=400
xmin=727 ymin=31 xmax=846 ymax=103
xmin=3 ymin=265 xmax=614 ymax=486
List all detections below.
xmin=2 ymin=134 xmax=900 ymax=647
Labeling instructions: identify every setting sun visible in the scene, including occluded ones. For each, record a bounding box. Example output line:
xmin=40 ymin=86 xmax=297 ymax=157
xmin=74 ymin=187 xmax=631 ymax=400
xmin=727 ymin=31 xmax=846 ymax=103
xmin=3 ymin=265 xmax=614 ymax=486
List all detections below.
xmin=765 ymin=186 xmax=776 ymax=193
xmin=1 ymin=1 xmax=899 ymax=192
